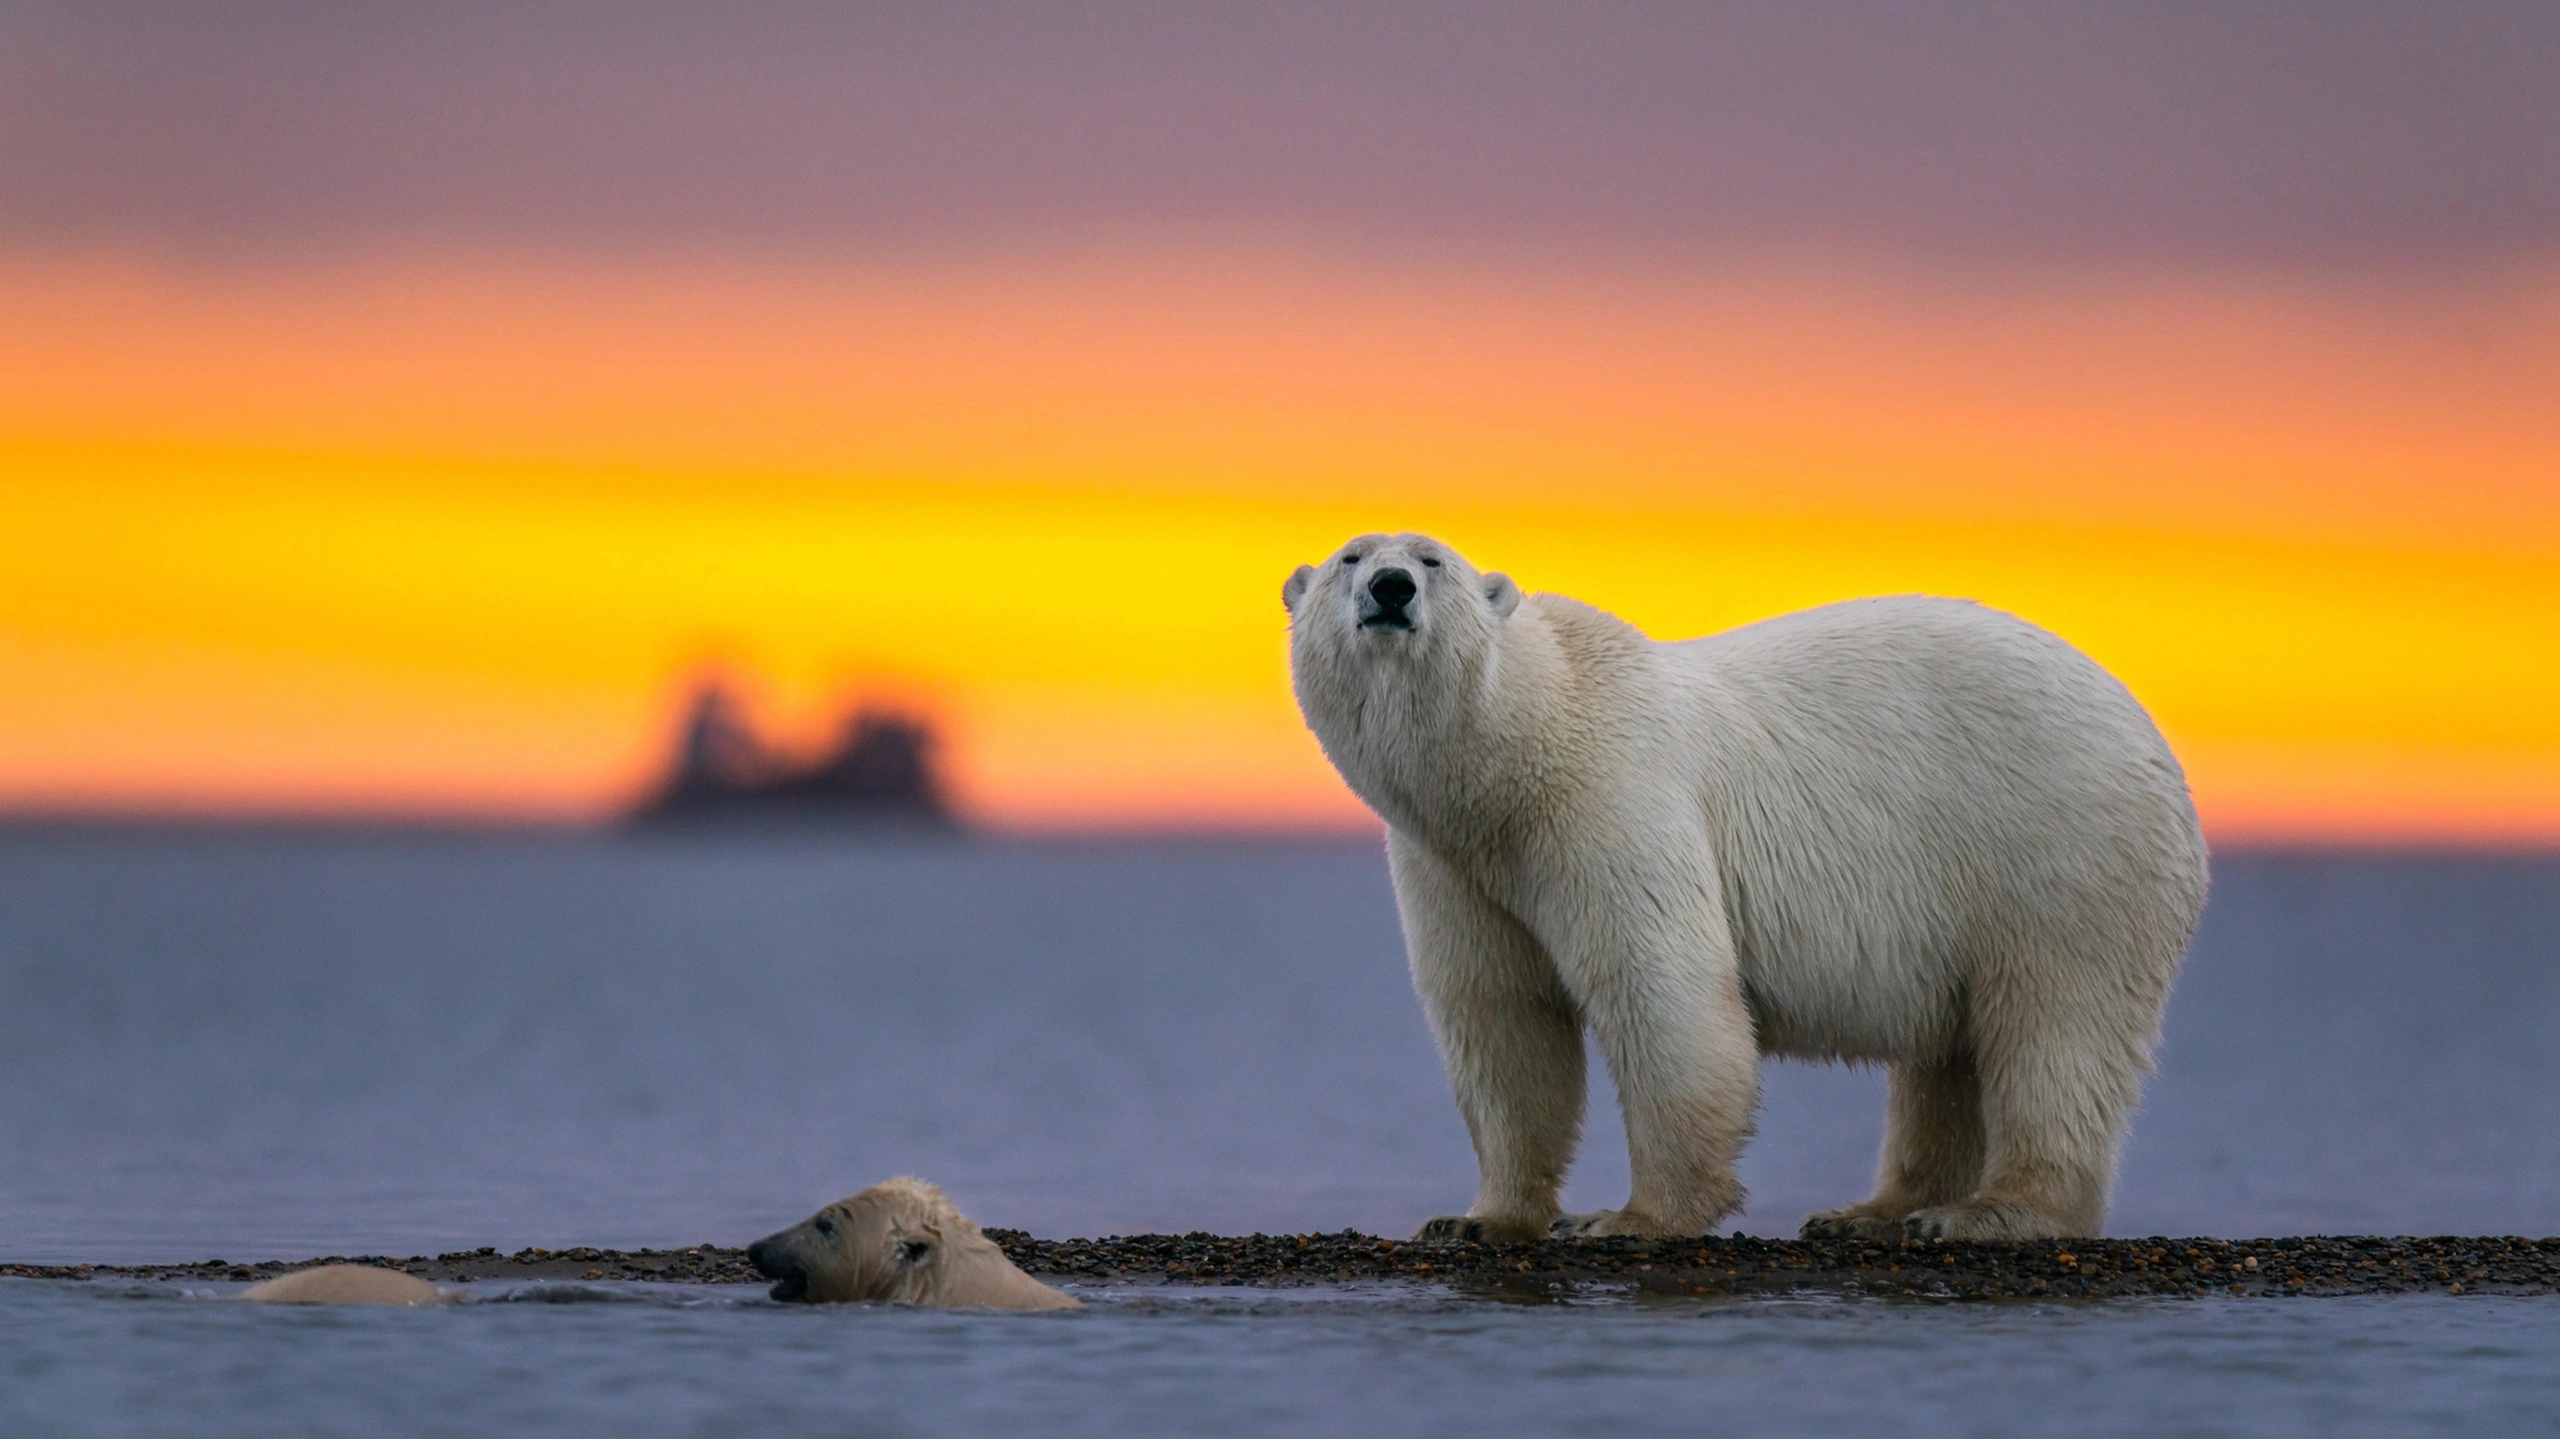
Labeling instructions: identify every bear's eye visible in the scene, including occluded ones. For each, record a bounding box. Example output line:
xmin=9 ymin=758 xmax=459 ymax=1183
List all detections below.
xmin=814 ymin=1218 xmax=836 ymax=1237
xmin=1420 ymin=556 xmax=1441 ymax=569
xmin=897 ymin=1239 xmax=932 ymax=1265
xmin=1341 ymin=553 xmax=1361 ymax=566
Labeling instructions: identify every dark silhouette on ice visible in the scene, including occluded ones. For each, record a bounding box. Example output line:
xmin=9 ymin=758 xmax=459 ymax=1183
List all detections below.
xmin=630 ymin=681 xmax=954 ymax=829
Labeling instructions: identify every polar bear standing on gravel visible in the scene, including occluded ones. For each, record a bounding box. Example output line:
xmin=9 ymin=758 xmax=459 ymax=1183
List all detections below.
xmin=1285 ymin=534 xmax=2207 ymax=1242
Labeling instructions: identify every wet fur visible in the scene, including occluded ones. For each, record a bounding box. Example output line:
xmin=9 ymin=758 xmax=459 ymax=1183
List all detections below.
xmin=747 ymin=1178 xmax=1081 ymax=1310
xmin=240 ymin=1264 xmax=451 ymax=1306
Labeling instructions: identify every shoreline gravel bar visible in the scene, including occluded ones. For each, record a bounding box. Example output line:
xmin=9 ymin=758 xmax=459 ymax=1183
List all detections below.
xmin=9 ymin=1234 xmax=2559 ymax=1299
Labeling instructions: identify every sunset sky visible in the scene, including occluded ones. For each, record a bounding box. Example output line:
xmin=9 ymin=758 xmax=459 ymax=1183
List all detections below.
xmin=4 ymin=4 xmax=2556 ymax=841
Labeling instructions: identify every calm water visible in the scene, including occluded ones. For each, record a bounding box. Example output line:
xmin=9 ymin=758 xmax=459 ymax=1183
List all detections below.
xmin=4 ymin=831 xmax=2558 ymax=1435
xmin=10 ymin=1281 xmax=2560 ymax=1439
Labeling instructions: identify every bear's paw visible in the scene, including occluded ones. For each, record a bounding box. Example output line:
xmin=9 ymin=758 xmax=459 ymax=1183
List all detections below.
xmin=1799 ymin=1204 xmax=1917 ymax=1242
xmin=1414 ymin=1213 xmax=1551 ymax=1245
xmin=1547 ymin=1208 xmax=1705 ymax=1241
xmin=1901 ymin=1200 xmax=2079 ymax=1242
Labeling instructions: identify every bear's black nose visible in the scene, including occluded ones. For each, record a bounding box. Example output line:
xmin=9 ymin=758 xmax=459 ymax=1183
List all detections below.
xmin=1368 ymin=567 xmax=1418 ymax=614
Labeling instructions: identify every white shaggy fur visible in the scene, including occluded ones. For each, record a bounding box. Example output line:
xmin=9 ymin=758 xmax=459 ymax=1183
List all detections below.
xmin=1284 ymin=534 xmax=2207 ymax=1242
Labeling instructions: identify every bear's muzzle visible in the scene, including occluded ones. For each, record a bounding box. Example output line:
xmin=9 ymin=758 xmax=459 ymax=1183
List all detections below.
xmin=1360 ymin=567 xmax=1418 ymax=631
xmin=746 ymin=1233 xmax=812 ymax=1303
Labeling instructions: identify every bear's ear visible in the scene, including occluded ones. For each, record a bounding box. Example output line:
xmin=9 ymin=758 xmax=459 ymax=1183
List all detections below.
xmin=890 ymin=1215 xmax=941 ymax=1269
xmin=1281 ymin=564 xmax=1315 ymax=615
xmin=1483 ymin=573 xmax=1520 ymax=619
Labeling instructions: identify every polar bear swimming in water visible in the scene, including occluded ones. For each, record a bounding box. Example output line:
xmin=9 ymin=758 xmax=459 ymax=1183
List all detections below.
xmin=240 ymin=1264 xmax=451 ymax=1306
xmin=1285 ymin=533 xmax=2207 ymax=1242
xmin=748 ymin=1178 xmax=1081 ymax=1310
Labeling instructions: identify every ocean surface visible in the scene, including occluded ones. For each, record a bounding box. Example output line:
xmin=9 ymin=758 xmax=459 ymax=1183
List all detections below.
xmin=4 ymin=829 xmax=2558 ymax=1435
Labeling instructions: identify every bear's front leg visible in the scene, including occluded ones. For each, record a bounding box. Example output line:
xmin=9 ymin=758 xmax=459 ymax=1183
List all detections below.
xmin=1544 ymin=859 xmax=1758 ymax=1240
xmin=1390 ymin=833 xmax=1587 ymax=1245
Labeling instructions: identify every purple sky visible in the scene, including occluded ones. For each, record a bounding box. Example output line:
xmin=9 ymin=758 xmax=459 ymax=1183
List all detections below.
xmin=4 ymin=1 xmax=2557 ymax=263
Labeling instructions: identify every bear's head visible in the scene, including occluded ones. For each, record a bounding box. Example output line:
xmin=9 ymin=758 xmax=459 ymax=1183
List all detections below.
xmin=746 ymin=1177 xmax=957 ymax=1304
xmin=1282 ymin=531 xmax=1518 ymax=672
xmin=746 ymin=1177 xmax=1082 ymax=1309
xmin=1283 ymin=533 xmax=1529 ymax=827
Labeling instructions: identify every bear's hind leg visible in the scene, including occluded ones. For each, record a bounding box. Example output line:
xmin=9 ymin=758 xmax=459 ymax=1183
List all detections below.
xmin=1901 ymin=1017 xmax=2144 ymax=1241
xmin=1800 ymin=1052 xmax=1984 ymax=1241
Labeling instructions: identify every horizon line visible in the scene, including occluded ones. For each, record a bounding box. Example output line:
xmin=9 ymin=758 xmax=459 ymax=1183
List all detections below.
xmin=3 ymin=806 xmax=2555 ymax=858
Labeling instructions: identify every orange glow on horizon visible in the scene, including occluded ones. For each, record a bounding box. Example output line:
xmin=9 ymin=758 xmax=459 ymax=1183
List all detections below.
xmin=2 ymin=250 xmax=2555 ymax=842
